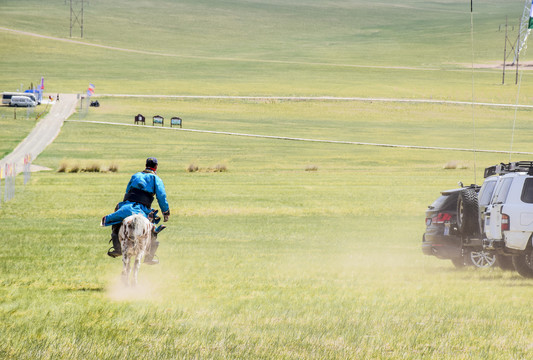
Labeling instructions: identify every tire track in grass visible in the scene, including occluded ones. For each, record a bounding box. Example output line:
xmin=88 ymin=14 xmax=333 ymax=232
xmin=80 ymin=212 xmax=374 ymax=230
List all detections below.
xmin=0 ymin=26 xmax=441 ymax=71
xmin=96 ymin=94 xmax=533 ymax=109
xmin=65 ymin=120 xmax=533 ymax=156
xmin=1 ymin=26 xmax=510 ymax=74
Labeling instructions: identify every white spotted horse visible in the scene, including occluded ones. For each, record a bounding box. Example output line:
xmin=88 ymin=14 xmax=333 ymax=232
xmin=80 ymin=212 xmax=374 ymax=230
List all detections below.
xmin=119 ymin=214 xmax=164 ymax=286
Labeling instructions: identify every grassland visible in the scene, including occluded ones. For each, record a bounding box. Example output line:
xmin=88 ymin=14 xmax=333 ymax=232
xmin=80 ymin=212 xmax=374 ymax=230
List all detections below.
xmin=1 ymin=0 xmax=533 ymax=359
xmin=1 ymin=0 xmax=533 ymax=102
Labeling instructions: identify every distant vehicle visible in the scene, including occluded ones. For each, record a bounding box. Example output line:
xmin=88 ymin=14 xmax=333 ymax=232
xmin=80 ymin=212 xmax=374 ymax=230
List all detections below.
xmin=2 ymin=92 xmax=38 ymax=105
xmin=24 ymin=89 xmax=42 ymax=104
xmin=10 ymin=96 xmax=37 ymax=107
xmin=422 ymin=185 xmax=498 ymax=268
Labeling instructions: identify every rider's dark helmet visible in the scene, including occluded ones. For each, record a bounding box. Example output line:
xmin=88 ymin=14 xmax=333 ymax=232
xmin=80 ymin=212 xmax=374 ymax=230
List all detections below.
xmin=146 ymin=157 xmax=158 ymax=169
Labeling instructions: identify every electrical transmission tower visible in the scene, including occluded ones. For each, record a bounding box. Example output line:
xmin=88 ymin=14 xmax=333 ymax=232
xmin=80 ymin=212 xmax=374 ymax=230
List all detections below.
xmin=70 ymin=0 xmax=84 ymax=38
xmin=513 ymin=0 xmax=532 ymax=63
xmin=502 ymin=0 xmax=532 ymax=84
xmin=502 ymin=17 xmax=519 ymax=84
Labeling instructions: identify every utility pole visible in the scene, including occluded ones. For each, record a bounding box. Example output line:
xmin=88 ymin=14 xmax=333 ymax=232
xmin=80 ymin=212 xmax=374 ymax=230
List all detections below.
xmin=503 ymin=17 xmax=508 ymax=84
xmin=70 ymin=0 xmax=84 ymax=38
xmin=516 ymin=50 xmax=520 ymax=85
xmin=501 ymin=17 xmax=521 ymax=85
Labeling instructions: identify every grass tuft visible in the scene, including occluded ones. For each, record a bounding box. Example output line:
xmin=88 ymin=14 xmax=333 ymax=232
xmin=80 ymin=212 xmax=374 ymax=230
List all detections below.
xmin=68 ymin=164 xmax=80 ymax=173
xmin=186 ymin=164 xmax=199 ymax=172
xmin=443 ymin=161 xmax=469 ymax=170
xmin=108 ymin=163 xmax=119 ymax=173
xmin=186 ymin=164 xmax=227 ymax=172
xmin=210 ymin=164 xmax=227 ymax=172
xmin=57 ymin=161 xmax=68 ymax=173
xmin=443 ymin=161 xmax=458 ymax=169
xmin=83 ymin=163 xmax=101 ymax=173
xmin=57 ymin=161 xmax=119 ymax=173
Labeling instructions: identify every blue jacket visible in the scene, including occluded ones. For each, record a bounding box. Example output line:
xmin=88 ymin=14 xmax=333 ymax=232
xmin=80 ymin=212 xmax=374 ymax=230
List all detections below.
xmin=125 ymin=170 xmax=169 ymax=213
xmin=102 ymin=170 xmax=169 ymax=226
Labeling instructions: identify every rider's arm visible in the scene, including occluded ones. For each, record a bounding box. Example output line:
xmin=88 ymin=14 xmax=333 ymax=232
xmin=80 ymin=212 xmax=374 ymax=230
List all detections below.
xmin=154 ymin=176 xmax=170 ymax=217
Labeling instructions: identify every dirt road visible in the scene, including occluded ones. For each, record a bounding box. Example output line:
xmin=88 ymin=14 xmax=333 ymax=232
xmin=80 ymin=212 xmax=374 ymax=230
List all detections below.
xmin=0 ymin=94 xmax=78 ymax=175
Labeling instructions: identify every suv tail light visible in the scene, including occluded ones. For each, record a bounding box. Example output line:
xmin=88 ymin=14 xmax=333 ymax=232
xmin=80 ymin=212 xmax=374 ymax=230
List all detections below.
xmin=501 ymin=214 xmax=510 ymax=231
xmin=433 ymin=212 xmax=452 ymax=224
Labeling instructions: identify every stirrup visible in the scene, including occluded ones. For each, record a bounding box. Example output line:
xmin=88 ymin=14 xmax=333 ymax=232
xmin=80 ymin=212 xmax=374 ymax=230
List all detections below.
xmin=107 ymin=247 xmax=121 ymax=258
xmin=154 ymin=225 xmax=166 ymax=234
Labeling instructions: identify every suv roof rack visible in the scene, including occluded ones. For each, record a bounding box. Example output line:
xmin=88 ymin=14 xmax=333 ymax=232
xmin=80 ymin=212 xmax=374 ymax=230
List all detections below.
xmin=484 ymin=161 xmax=533 ymax=178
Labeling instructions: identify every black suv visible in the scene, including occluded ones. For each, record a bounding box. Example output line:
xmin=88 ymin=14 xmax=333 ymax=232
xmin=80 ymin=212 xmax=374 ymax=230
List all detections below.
xmin=422 ymin=185 xmax=497 ymax=268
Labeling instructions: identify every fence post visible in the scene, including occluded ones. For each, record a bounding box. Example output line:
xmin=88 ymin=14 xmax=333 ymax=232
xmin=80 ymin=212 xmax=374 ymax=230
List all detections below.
xmin=10 ymin=163 xmax=15 ymax=201
xmin=3 ymin=164 xmax=7 ymax=202
xmin=24 ymin=154 xmax=31 ymax=185
xmin=4 ymin=163 xmax=15 ymax=202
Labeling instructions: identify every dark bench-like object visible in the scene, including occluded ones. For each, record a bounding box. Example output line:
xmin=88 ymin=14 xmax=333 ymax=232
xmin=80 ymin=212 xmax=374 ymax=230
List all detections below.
xmin=153 ymin=115 xmax=164 ymax=126
xmin=170 ymin=117 xmax=182 ymax=128
xmin=134 ymin=114 xmax=145 ymax=125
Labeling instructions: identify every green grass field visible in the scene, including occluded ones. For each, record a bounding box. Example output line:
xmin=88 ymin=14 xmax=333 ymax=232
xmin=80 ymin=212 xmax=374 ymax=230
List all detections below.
xmin=1 ymin=1 xmax=533 ymax=359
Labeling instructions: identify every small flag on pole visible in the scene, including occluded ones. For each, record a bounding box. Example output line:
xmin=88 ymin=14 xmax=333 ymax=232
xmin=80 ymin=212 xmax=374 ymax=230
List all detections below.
xmin=40 ymin=77 xmax=44 ymax=90
xmin=87 ymin=83 xmax=95 ymax=96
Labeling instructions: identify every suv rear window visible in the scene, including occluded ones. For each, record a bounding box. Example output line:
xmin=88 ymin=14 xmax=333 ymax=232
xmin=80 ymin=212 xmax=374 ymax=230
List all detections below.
xmin=521 ymin=178 xmax=533 ymax=203
xmin=430 ymin=192 xmax=459 ymax=211
xmin=492 ymin=178 xmax=513 ymax=204
xmin=479 ymin=180 xmax=497 ymax=206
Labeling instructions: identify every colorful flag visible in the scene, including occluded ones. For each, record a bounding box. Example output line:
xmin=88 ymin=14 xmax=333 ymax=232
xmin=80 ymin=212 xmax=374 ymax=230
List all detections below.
xmin=40 ymin=77 xmax=44 ymax=90
xmin=87 ymin=83 xmax=95 ymax=96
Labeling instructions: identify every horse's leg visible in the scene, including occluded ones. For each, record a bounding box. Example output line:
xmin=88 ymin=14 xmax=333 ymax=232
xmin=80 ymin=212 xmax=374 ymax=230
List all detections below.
xmin=122 ymin=252 xmax=131 ymax=286
xmin=132 ymin=252 xmax=143 ymax=286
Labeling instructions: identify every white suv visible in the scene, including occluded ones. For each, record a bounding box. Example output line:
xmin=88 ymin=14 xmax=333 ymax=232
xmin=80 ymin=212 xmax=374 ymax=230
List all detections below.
xmin=482 ymin=162 xmax=533 ymax=277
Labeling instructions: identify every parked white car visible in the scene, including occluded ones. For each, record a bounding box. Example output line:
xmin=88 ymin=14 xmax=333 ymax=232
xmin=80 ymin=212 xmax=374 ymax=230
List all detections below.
xmin=10 ymin=96 xmax=36 ymax=107
xmin=482 ymin=162 xmax=533 ymax=277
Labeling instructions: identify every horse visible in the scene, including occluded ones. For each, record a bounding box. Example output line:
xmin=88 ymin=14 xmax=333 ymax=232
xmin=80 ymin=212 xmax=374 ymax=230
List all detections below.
xmin=119 ymin=214 xmax=157 ymax=286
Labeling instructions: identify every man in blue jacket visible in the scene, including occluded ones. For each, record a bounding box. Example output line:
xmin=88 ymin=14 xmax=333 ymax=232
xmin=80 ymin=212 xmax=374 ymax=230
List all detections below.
xmin=101 ymin=157 xmax=170 ymax=264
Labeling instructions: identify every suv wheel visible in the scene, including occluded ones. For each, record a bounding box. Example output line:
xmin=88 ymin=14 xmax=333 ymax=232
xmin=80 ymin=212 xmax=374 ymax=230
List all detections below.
xmin=468 ymin=250 xmax=496 ymax=268
xmin=512 ymin=250 xmax=533 ymax=278
xmin=457 ymin=189 xmax=479 ymax=236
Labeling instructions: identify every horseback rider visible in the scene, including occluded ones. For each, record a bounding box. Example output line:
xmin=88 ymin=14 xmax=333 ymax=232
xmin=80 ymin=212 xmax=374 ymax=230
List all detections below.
xmin=101 ymin=157 xmax=170 ymax=264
